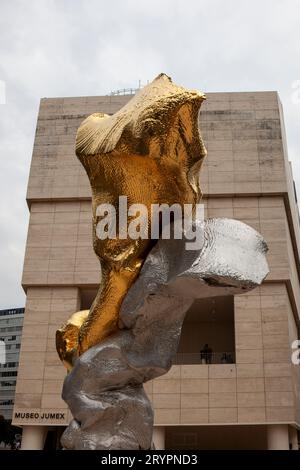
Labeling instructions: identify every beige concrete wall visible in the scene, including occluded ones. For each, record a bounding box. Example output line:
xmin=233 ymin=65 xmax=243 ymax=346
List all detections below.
xmin=13 ymin=92 xmax=300 ymax=429
xmin=22 ymin=201 xmax=99 ymax=287
xmin=13 ymin=286 xmax=80 ymax=425
xmin=21 ymin=196 xmax=292 ymax=289
xmin=26 ymin=91 xmax=288 ymax=203
xmin=287 ymin=296 xmax=300 ymax=425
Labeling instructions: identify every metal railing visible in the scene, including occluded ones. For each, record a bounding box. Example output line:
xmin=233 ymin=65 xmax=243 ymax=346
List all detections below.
xmin=109 ymin=88 xmax=139 ymax=96
xmin=173 ymin=352 xmax=235 ymax=365
xmin=109 ymin=82 xmax=148 ymax=96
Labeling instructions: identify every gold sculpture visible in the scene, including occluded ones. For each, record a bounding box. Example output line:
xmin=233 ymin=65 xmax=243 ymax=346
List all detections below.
xmin=56 ymin=73 xmax=207 ymax=370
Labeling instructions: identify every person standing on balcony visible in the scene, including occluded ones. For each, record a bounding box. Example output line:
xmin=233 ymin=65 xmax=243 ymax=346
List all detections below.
xmin=221 ymin=353 xmax=228 ymax=364
xmin=200 ymin=344 xmax=213 ymax=364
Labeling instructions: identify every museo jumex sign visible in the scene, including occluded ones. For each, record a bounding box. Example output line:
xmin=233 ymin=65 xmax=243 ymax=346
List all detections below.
xmin=14 ymin=412 xmax=66 ymax=421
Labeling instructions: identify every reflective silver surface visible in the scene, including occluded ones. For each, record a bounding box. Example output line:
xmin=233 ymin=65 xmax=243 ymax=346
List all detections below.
xmin=61 ymin=218 xmax=269 ymax=450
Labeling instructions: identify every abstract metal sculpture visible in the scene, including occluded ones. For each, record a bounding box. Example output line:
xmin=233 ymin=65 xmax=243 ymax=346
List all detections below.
xmin=56 ymin=73 xmax=207 ymax=369
xmin=56 ymin=74 xmax=269 ymax=450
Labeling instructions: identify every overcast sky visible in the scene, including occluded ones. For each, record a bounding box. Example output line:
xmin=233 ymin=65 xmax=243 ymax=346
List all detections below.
xmin=0 ymin=0 xmax=299 ymax=309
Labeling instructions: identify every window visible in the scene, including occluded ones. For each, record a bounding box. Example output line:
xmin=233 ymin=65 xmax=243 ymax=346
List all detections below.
xmin=4 ymin=344 xmax=21 ymax=351
xmin=0 ymin=390 xmax=14 ymax=397
xmin=0 ymin=326 xmax=22 ymax=332
xmin=0 ymin=371 xmax=17 ymax=377
xmin=0 ymin=308 xmax=24 ymax=317
xmin=0 ymin=361 xmax=18 ymax=368
xmin=0 ymin=399 xmax=14 ymax=406
xmin=0 ymin=380 xmax=16 ymax=387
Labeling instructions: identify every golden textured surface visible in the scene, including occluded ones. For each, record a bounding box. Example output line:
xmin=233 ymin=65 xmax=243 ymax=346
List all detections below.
xmin=56 ymin=310 xmax=89 ymax=370
xmin=56 ymin=73 xmax=206 ymax=369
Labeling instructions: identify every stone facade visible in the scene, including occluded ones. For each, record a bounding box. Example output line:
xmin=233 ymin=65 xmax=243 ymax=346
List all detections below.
xmin=13 ymin=92 xmax=300 ymax=449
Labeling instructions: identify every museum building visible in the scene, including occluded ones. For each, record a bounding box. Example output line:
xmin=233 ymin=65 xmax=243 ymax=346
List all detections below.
xmin=12 ymin=90 xmax=300 ymax=450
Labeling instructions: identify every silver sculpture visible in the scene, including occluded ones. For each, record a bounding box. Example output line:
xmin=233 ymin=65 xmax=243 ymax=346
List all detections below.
xmin=61 ymin=218 xmax=269 ymax=450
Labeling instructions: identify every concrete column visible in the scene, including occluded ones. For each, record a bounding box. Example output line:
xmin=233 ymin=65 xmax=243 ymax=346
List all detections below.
xmin=21 ymin=426 xmax=48 ymax=450
xmin=289 ymin=426 xmax=299 ymax=450
xmin=267 ymin=424 xmax=289 ymax=450
xmin=153 ymin=426 xmax=165 ymax=450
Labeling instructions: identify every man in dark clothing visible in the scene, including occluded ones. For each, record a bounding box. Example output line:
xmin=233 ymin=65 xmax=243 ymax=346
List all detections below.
xmin=200 ymin=344 xmax=213 ymax=364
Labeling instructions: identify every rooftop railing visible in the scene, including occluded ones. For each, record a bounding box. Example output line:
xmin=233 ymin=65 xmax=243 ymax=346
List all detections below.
xmin=109 ymin=88 xmax=139 ymax=96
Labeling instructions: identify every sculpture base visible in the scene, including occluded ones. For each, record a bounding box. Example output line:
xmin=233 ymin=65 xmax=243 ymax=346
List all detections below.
xmin=62 ymin=381 xmax=153 ymax=450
